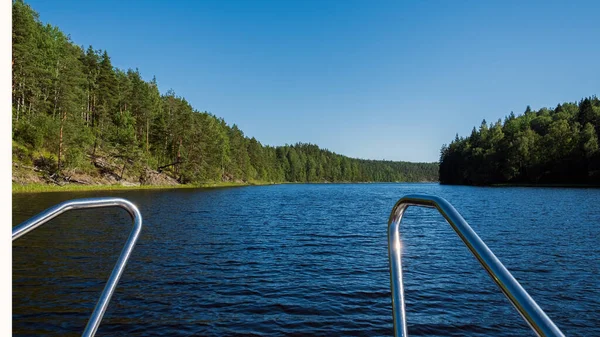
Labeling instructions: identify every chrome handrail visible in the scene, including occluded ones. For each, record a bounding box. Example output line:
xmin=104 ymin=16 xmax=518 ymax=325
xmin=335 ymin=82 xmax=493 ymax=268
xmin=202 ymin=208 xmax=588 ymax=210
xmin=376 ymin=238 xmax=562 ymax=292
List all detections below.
xmin=387 ymin=194 xmax=565 ymax=337
xmin=12 ymin=197 xmax=143 ymax=337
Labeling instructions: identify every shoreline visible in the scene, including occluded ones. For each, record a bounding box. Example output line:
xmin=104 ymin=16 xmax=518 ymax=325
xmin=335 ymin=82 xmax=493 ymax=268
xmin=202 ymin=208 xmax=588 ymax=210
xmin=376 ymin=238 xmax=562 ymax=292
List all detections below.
xmin=439 ymin=182 xmax=600 ymax=188
xmin=490 ymin=183 xmax=600 ymax=188
xmin=12 ymin=180 xmax=439 ymax=194
xmin=16 ymin=181 xmax=599 ymax=193
xmin=12 ymin=181 xmax=275 ymax=194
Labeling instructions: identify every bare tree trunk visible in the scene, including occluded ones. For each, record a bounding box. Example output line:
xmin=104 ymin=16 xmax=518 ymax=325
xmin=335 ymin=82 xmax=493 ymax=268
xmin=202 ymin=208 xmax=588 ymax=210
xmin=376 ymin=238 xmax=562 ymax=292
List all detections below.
xmin=15 ymin=67 xmax=21 ymax=121
xmin=165 ymin=135 xmax=168 ymax=159
xmin=146 ymin=117 xmax=150 ymax=154
xmin=19 ymin=71 xmax=26 ymax=120
xmin=92 ymin=94 xmax=96 ymax=127
xmin=93 ymin=119 xmax=100 ymax=157
xmin=157 ymin=160 xmax=184 ymax=172
xmin=20 ymin=87 xmax=25 ymax=120
xmin=53 ymin=90 xmax=58 ymax=118
xmin=86 ymin=90 xmax=90 ymax=125
xmin=58 ymin=109 xmax=66 ymax=172
xmin=53 ymin=60 xmax=60 ymax=119
xmin=16 ymin=93 xmax=20 ymax=122
xmin=120 ymin=162 xmax=127 ymax=180
xmin=176 ymin=137 xmax=182 ymax=175
xmin=16 ymin=76 xmax=22 ymax=122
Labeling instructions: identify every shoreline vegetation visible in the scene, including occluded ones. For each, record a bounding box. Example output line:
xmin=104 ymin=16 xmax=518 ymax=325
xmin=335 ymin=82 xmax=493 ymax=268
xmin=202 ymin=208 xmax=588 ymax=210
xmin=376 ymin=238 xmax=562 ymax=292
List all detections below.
xmin=14 ymin=181 xmax=600 ymax=195
xmin=11 ymin=0 xmax=438 ymax=189
xmin=12 ymin=180 xmax=440 ymax=194
xmin=11 ymin=181 xmax=271 ymax=194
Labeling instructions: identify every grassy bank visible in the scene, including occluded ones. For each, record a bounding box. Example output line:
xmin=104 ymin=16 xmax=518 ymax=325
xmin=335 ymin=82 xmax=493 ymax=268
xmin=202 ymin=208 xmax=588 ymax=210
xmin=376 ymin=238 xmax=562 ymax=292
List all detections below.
xmin=12 ymin=181 xmax=275 ymax=194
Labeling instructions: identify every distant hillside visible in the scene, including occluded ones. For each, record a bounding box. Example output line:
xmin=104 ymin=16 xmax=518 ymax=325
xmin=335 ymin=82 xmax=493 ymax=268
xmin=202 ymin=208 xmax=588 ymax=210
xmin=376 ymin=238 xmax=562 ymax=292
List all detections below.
xmin=439 ymin=97 xmax=600 ymax=185
xmin=12 ymin=0 xmax=438 ymax=186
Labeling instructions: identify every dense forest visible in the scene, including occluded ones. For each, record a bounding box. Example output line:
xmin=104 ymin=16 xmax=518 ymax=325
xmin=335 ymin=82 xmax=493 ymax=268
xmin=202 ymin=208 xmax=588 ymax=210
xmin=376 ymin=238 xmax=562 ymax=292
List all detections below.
xmin=11 ymin=0 xmax=438 ymax=185
xmin=439 ymin=97 xmax=600 ymax=185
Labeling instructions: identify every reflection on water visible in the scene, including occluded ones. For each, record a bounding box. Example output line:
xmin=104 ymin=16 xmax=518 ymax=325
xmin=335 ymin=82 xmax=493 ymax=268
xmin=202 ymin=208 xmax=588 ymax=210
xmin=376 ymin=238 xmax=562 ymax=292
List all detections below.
xmin=12 ymin=184 xmax=600 ymax=336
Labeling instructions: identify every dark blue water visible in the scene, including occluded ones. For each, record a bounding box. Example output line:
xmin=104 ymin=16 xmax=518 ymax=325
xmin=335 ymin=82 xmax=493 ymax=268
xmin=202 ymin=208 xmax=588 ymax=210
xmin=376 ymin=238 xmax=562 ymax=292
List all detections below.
xmin=12 ymin=184 xmax=600 ymax=336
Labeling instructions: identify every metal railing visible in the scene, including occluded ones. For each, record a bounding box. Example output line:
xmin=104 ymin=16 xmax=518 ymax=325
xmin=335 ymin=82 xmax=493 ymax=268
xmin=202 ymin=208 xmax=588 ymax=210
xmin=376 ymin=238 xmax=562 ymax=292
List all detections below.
xmin=12 ymin=198 xmax=143 ymax=337
xmin=387 ymin=194 xmax=565 ymax=337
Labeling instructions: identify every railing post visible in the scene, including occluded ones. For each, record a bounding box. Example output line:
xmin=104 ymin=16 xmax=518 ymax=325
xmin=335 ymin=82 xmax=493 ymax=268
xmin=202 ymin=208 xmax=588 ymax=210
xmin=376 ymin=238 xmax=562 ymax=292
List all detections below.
xmin=387 ymin=194 xmax=565 ymax=337
xmin=13 ymin=198 xmax=143 ymax=337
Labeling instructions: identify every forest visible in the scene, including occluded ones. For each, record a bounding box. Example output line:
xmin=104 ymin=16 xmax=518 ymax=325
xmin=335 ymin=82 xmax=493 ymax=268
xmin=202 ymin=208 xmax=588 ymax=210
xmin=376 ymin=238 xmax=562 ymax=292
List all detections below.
xmin=439 ymin=97 xmax=600 ymax=185
xmin=11 ymin=0 xmax=438 ymax=185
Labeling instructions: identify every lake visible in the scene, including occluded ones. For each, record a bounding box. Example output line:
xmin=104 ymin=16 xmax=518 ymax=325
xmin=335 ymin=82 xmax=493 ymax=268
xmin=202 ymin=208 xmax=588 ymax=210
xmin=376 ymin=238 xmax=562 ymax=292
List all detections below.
xmin=12 ymin=183 xmax=600 ymax=336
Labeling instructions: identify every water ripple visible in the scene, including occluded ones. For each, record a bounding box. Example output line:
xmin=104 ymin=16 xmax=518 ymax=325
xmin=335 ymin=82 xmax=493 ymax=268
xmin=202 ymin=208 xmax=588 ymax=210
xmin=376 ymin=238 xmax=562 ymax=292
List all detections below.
xmin=12 ymin=184 xmax=600 ymax=336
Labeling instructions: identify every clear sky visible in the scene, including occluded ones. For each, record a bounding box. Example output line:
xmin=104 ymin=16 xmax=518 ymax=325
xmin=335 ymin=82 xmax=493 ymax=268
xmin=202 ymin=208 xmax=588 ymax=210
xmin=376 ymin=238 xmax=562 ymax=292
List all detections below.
xmin=26 ymin=0 xmax=600 ymax=162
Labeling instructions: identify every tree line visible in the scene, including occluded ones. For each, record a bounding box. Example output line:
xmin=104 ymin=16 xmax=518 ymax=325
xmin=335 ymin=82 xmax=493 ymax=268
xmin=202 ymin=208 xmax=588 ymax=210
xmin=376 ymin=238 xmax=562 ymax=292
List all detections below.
xmin=12 ymin=0 xmax=438 ymax=184
xmin=439 ymin=97 xmax=600 ymax=185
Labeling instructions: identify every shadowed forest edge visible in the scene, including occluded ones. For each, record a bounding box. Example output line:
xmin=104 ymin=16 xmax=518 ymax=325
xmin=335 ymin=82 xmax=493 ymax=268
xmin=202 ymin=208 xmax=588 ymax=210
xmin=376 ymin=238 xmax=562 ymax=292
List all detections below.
xmin=439 ymin=98 xmax=600 ymax=186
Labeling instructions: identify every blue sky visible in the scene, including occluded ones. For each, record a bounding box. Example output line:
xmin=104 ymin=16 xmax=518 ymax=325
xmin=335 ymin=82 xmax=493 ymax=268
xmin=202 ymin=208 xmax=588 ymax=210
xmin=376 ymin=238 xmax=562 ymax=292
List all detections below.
xmin=26 ymin=0 xmax=600 ymax=162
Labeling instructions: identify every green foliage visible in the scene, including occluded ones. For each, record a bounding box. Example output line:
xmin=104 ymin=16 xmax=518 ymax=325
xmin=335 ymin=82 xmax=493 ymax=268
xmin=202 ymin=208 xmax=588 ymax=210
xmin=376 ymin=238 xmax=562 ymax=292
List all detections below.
xmin=62 ymin=118 xmax=94 ymax=170
xmin=440 ymin=97 xmax=600 ymax=185
xmin=582 ymin=123 xmax=599 ymax=158
xmin=12 ymin=0 xmax=438 ymax=184
xmin=14 ymin=119 xmax=43 ymax=148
